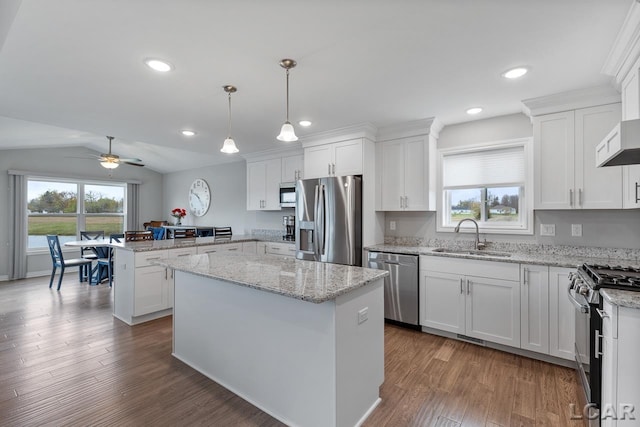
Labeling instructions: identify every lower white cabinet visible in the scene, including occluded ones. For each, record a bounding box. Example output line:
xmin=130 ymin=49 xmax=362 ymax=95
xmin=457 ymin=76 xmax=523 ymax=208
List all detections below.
xmin=549 ymin=267 xmax=575 ymax=360
xmin=256 ymin=242 xmax=267 ymax=254
xmin=134 ymin=264 xmax=172 ymax=316
xmin=420 ymin=257 xmax=521 ymax=347
xmin=265 ymin=242 xmax=297 ymax=258
xmin=520 ymin=264 xmax=549 ymax=354
xmin=242 ymin=241 xmax=257 ymax=253
xmin=600 ymin=299 xmax=640 ymax=426
xmin=197 ymin=242 xmax=243 ymax=254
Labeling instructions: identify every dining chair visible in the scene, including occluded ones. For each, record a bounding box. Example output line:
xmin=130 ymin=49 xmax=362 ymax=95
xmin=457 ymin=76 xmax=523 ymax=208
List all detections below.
xmin=213 ymin=226 xmax=232 ymax=237
xmin=96 ymin=246 xmax=115 ymax=286
xmin=173 ymin=229 xmax=196 ymax=239
xmin=196 ymin=228 xmax=213 ymax=237
xmin=46 ymin=235 xmax=94 ymax=290
xmin=80 ymin=230 xmax=104 ymax=280
xmin=110 ymin=233 xmax=124 ymax=243
xmin=124 ymin=231 xmax=153 ymax=241
xmin=148 ymin=226 xmax=165 ymax=240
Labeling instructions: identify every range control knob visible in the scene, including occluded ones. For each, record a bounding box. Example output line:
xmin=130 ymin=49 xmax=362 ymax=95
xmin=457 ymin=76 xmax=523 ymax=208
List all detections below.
xmin=578 ymin=284 xmax=590 ymax=296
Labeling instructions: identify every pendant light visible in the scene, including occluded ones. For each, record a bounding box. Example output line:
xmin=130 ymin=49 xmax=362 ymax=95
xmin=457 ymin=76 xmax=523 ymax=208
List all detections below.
xmin=276 ymin=58 xmax=298 ymax=142
xmin=221 ymin=85 xmax=239 ymax=154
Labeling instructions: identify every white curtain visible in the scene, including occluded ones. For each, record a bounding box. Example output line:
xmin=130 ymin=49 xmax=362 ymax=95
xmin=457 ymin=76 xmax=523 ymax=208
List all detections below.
xmin=127 ymin=183 xmax=140 ymax=230
xmin=8 ymin=173 xmax=27 ymax=279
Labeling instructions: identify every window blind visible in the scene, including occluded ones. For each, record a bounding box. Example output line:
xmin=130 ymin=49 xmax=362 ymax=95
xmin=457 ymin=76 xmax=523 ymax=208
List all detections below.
xmin=442 ymin=145 xmax=525 ymax=188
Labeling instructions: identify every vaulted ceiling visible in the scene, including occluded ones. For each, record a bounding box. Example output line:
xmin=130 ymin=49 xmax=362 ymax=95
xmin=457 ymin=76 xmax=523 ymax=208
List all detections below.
xmin=0 ymin=0 xmax=631 ymax=173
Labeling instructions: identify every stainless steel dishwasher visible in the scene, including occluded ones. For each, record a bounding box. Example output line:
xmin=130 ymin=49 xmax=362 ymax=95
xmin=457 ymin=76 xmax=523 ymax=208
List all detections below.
xmin=367 ymin=251 xmax=419 ymax=326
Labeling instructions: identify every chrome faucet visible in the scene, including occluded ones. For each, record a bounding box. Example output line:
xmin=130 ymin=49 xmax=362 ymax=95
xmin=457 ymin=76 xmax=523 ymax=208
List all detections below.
xmin=454 ymin=218 xmax=486 ymax=250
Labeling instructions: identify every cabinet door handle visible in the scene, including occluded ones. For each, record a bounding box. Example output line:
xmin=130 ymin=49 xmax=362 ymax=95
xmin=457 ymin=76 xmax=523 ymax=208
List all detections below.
xmin=400 ymin=196 xmax=404 ymax=208
xmin=332 ymin=163 xmax=336 ymax=175
xmin=595 ymin=329 xmax=603 ymax=359
xmin=460 ymin=278 xmax=464 ymax=294
xmin=466 ymin=279 xmax=470 ymax=295
xmin=328 ymin=164 xmax=331 ymax=175
xmin=578 ymin=188 xmax=582 ymax=207
xmin=404 ymin=196 xmax=408 ymax=209
xmin=569 ymin=189 xmax=573 ymax=207
xmin=165 ymin=268 xmax=168 ymax=280
xmin=523 ymin=268 xmax=528 ymax=285
xmin=635 ymin=182 xmax=639 ymax=203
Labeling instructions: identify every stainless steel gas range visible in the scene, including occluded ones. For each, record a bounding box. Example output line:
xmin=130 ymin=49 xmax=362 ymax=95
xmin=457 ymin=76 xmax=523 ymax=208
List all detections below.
xmin=568 ymin=263 xmax=640 ymax=418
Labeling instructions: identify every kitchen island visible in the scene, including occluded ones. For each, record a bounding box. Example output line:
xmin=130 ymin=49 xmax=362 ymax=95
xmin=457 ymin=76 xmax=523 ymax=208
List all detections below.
xmin=155 ymin=252 xmax=388 ymax=427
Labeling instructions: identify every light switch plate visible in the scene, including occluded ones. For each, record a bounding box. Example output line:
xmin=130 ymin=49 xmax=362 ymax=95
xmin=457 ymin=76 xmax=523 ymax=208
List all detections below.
xmin=540 ymin=224 xmax=555 ymax=236
xmin=389 ymin=221 xmax=396 ymax=231
xmin=571 ymin=224 xmax=582 ymax=237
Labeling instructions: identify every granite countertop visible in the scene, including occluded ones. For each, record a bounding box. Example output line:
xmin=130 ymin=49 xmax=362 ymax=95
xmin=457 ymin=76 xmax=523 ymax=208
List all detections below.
xmin=153 ymin=252 xmax=389 ymax=304
xmin=116 ymin=234 xmax=294 ymax=252
xmin=601 ymin=289 xmax=640 ymax=310
xmin=364 ymin=244 xmax=639 ymax=269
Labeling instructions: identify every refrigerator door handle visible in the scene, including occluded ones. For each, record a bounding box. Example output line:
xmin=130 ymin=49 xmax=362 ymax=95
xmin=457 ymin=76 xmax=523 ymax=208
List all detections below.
xmin=313 ymin=184 xmax=321 ymax=257
xmin=318 ymin=184 xmax=326 ymax=256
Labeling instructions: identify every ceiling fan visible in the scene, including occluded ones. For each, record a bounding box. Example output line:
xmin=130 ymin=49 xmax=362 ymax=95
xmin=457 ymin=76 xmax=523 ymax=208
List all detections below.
xmin=97 ymin=136 xmax=144 ymax=169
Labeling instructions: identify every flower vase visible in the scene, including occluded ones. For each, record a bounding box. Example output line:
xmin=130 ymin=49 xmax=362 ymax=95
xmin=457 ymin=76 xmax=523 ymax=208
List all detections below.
xmin=175 ymin=218 xmax=182 ymax=226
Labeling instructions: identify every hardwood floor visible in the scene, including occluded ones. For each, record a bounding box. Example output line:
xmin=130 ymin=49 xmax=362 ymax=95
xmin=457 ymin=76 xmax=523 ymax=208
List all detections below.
xmin=0 ymin=276 xmax=585 ymax=426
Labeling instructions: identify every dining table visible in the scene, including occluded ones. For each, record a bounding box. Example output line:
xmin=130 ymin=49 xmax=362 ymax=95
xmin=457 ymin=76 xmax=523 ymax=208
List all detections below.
xmin=64 ymin=239 xmax=114 ymax=285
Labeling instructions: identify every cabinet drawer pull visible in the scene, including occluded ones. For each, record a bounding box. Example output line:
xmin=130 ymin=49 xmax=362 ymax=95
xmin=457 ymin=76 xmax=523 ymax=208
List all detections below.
xmin=177 ymin=253 xmax=191 ymax=257
xmin=228 ymin=248 xmax=238 ymax=251
xmin=145 ymin=257 xmax=162 ymax=261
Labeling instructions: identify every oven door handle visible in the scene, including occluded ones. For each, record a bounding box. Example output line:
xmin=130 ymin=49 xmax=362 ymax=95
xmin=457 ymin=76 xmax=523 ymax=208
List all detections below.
xmin=567 ymin=283 xmax=590 ymax=314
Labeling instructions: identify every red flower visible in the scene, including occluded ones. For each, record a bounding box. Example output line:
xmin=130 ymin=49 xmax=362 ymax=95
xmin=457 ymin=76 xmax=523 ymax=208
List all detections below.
xmin=171 ymin=208 xmax=187 ymax=218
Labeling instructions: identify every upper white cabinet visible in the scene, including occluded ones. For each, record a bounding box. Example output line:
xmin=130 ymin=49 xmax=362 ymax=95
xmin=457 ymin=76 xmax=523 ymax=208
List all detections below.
xmin=375 ymin=118 xmax=439 ymax=211
xmin=281 ymin=154 xmax=303 ymax=182
xmin=378 ymin=136 xmax=433 ymax=211
xmin=304 ymin=138 xmax=363 ymax=179
xmin=533 ymin=103 xmax=622 ymax=209
xmin=247 ymin=158 xmax=282 ymax=211
xmin=620 ymin=60 xmax=640 ymax=208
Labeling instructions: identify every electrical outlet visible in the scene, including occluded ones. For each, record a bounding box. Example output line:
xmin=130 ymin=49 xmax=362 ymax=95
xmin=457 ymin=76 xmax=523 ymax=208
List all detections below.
xmin=540 ymin=224 xmax=555 ymax=236
xmin=358 ymin=307 xmax=368 ymax=324
xmin=571 ymin=224 xmax=582 ymax=237
xmin=389 ymin=221 xmax=396 ymax=231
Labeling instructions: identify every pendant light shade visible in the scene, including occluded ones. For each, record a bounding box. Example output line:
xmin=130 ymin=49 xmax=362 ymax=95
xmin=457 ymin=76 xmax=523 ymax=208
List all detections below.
xmin=221 ymin=85 xmax=239 ymax=154
xmin=277 ymin=59 xmax=298 ymax=142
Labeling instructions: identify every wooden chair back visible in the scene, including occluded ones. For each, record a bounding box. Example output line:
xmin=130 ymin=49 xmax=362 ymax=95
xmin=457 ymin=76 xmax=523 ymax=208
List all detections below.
xmin=110 ymin=233 xmax=124 ymax=243
xmin=124 ymin=231 xmax=153 ymax=242
xmin=213 ymin=226 xmax=232 ymax=237
xmin=173 ymin=229 xmax=196 ymax=239
xmin=47 ymin=235 xmax=64 ymax=267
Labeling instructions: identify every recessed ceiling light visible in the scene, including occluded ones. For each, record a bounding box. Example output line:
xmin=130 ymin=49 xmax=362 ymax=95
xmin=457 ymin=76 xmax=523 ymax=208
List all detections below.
xmin=298 ymin=120 xmax=312 ymax=127
xmin=180 ymin=130 xmax=196 ymax=136
xmin=466 ymin=107 xmax=483 ymax=115
xmin=144 ymin=58 xmax=173 ymax=72
xmin=502 ymin=67 xmax=528 ymax=79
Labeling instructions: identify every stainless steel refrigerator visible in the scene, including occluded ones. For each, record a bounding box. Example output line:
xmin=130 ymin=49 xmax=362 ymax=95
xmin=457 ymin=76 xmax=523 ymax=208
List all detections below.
xmin=295 ymin=175 xmax=362 ymax=266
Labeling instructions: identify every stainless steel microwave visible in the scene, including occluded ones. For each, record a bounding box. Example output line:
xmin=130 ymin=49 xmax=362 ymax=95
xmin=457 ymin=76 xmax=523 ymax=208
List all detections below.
xmin=279 ymin=183 xmax=296 ymax=208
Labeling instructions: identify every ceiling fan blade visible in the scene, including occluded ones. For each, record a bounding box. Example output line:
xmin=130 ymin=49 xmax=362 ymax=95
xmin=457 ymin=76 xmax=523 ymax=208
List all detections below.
xmin=66 ymin=155 xmax=101 ymax=160
xmin=118 ymin=157 xmax=143 ymax=163
xmin=124 ymin=161 xmax=145 ymax=167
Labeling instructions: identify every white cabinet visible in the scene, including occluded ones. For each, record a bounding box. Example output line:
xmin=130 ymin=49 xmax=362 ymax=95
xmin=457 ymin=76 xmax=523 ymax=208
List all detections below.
xmin=620 ymin=64 xmax=640 ymax=209
xmin=242 ymin=241 xmax=257 ymax=253
xmin=256 ymin=241 xmax=267 ymax=254
xmin=265 ymin=242 xmax=297 ymax=258
xmin=600 ymin=299 xmax=640 ymax=426
xmin=534 ymin=104 xmax=622 ymax=209
xmin=197 ymin=242 xmax=243 ymax=254
xmin=247 ymin=158 xmax=282 ymax=210
xmin=378 ymin=136 xmax=432 ymax=211
xmin=303 ymin=138 xmax=363 ymax=179
xmin=548 ymin=267 xmax=575 ymax=360
xmin=420 ymin=257 xmax=520 ymax=347
xmin=281 ymin=154 xmax=303 ymax=182
xmin=520 ymin=264 xmax=549 ymax=354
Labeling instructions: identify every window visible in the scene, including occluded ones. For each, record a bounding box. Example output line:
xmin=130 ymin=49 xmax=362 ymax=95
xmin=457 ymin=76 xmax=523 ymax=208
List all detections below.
xmin=438 ymin=139 xmax=533 ymax=234
xmin=27 ymin=178 xmax=126 ymax=250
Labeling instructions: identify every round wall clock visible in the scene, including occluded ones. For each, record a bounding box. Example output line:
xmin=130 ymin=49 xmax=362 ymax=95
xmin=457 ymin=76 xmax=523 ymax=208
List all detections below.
xmin=189 ymin=178 xmax=211 ymax=217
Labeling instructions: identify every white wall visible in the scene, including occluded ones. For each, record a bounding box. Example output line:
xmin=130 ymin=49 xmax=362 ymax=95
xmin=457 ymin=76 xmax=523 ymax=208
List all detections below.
xmin=162 ymin=160 xmax=287 ymax=234
xmin=385 ymin=113 xmax=640 ymax=250
xmin=0 ymin=146 xmax=163 ymax=279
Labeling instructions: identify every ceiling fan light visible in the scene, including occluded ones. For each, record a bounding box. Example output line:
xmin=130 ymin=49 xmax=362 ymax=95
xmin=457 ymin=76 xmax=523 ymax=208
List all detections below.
xmin=277 ymin=122 xmax=298 ymax=142
xmin=100 ymin=160 xmax=119 ymax=169
xmin=220 ymin=138 xmax=239 ymax=154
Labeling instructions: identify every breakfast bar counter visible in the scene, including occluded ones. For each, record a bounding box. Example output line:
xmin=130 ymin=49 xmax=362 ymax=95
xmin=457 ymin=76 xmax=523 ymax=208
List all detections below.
xmin=156 ymin=252 xmax=388 ymax=427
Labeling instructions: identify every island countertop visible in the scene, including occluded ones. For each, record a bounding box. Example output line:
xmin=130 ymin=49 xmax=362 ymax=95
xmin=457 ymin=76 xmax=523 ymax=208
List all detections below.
xmin=113 ymin=234 xmax=289 ymax=252
xmin=153 ymin=252 xmax=389 ymax=304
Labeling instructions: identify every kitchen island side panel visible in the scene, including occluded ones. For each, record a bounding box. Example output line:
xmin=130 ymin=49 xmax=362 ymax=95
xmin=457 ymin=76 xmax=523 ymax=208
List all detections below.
xmin=172 ymin=270 xmax=384 ymax=427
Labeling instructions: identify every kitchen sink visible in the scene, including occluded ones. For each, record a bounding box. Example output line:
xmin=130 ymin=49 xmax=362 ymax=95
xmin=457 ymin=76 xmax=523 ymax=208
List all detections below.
xmin=432 ymin=248 xmax=511 ymax=257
